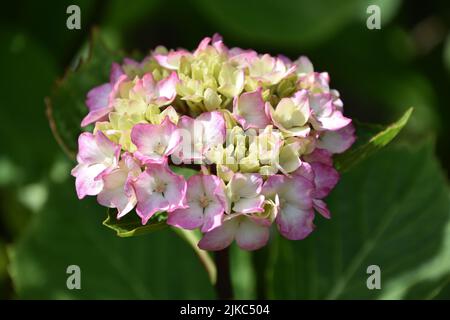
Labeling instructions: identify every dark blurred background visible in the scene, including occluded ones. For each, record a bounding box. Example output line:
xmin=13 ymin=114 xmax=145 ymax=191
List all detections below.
xmin=0 ymin=0 xmax=449 ymax=299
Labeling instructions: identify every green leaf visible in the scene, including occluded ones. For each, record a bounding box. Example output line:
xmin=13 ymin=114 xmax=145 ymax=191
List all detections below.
xmin=103 ymin=209 xmax=167 ymax=238
xmin=9 ymin=181 xmax=215 ymax=299
xmin=46 ymin=28 xmax=123 ymax=158
xmin=335 ymin=107 xmax=413 ymax=173
xmin=268 ymin=142 xmax=450 ymax=299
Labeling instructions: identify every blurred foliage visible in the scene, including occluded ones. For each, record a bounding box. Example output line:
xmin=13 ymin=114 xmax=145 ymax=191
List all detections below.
xmin=0 ymin=0 xmax=449 ymax=299
xmin=9 ymin=180 xmax=214 ymax=299
xmin=46 ymin=29 xmax=124 ymax=157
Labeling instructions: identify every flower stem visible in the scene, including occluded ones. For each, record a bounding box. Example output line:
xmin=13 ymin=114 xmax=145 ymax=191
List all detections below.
xmin=214 ymin=248 xmax=234 ymax=299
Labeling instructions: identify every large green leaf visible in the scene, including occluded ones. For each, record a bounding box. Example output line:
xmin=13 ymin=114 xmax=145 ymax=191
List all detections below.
xmin=268 ymin=142 xmax=450 ymax=299
xmin=334 ymin=107 xmax=413 ymax=173
xmin=46 ymin=29 xmax=123 ymax=158
xmin=8 ymin=180 xmax=215 ymax=299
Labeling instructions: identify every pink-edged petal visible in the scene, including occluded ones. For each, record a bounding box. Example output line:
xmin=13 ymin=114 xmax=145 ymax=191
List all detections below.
xmin=197 ymin=111 xmax=226 ymax=149
xmin=174 ymin=174 xmax=225 ymax=232
xmin=133 ymin=73 xmax=156 ymax=101
xmin=233 ymin=88 xmax=271 ymax=130
xmin=133 ymin=163 xmax=187 ymax=224
xmin=194 ymin=37 xmax=211 ymax=55
xmin=313 ymin=199 xmax=331 ymax=219
xmin=263 ymin=174 xmax=313 ymax=210
xmin=76 ymin=131 xmax=120 ymax=166
xmin=261 ymin=174 xmax=285 ymax=198
xmin=235 ymin=217 xmax=270 ymax=250
xmin=303 ymin=148 xmax=333 ymax=166
xmin=317 ymin=123 xmax=356 ymax=154
xmin=110 ymin=62 xmax=125 ymax=84
xmin=175 ymin=115 xmax=202 ymax=162
xmin=293 ymin=162 xmax=315 ymax=182
xmin=82 ymin=83 xmax=113 ymax=126
xmin=311 ymin=162 xmax=339 ymax=198
xmin=131 ymin=117 xmax=181 ymax=164
xmin=201 ymin=201 xmax=225 ymax=233
xmin=276 ymin=204 xmax=315 ymax=240
xmin=154 ymin=50 xmax=190 ymax=70
xmin=157 ymin=72 xmax=179 ymax=103
xmin=294 ymin=56 xmax=314 ymax=75
xmin=97 ymin=153 xmax=141 ymax=218
xmin=317 ymin=111 xmax=352 ymax=131
xmin=97 ymin=169 xmax=136 ymax=218
xmin=198 ymin=218 xmax=238 ymax=251
xmin=203 ymin=175 xmax=227 ymax=209
xmin=211 ymin=33 xmax=227 ymax=54
xmin=229 ymin=173 xmax=263 ymax=199
xmin=81 ymin=106 xmax=113 ymax=127
xmin=167 ymin=202 xmax=204 ymax=230
xmin=283 ymin=175 xmax=314 ymax=209
xmin=72 ymin=163 xmax=106 ymax=199
xmin=233 ymin=195 xmax=265 ymax=214
xmin=85 ymin=83 xmax=112 ymax=112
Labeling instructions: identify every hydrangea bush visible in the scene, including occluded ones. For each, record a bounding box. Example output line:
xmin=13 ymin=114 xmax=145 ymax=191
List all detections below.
xmin=71 ymin=34 xmax=355 ymax=251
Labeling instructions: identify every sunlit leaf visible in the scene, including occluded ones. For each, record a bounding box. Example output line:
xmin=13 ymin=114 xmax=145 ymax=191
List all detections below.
xmin=335 ymin=107 xmax=413 ymax=172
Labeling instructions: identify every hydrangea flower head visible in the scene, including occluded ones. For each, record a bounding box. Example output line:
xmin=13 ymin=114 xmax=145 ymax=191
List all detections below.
xmin=72 ymin=34 xmax=355 ymax=251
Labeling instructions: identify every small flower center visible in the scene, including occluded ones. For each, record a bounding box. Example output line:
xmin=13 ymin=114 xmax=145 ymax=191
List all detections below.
xmin=154 ymin=142 xmax=166 ymax=155
xmin=198 ymin=195 xmax=210 ymax=208
xmin=154 ymin=180 xmax=167 ymax=193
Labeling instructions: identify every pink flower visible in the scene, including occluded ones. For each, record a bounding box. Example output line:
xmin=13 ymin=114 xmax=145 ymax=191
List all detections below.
xmin=227 ymin=173 xmax=265 ymax=214
xmin=133 ymin=162 xmax=187 ymax=224
xmin=97 ymin=153 xmax=141 ymax=218
xmin=71 ymin=131 xmax=121 ymax=199
xmin=247 ymin=54 xmax=296 ymax=85
xmin=268 ymin=90 xmax=311 ymax=137
xmin=174 ymin=111 xmax=226 ymax=163
xmin=309 ymin=93 xmax=351 ymax=131
xmin=262 ymin=174 xmax=315 ymax=240
xmin=131 ymin=116 xmax=181 ymax=164
xmin=197 ymin=173 xmax=269 ymax=251
xmin=168 ymin=174 xmax=226 ymax=233
xmin=154 ymin=49 xmax=191 ymax=70
xmin=198 ymin=214 xmax=270 ymax=251
xmin=132 ymin=72 xmax=179 ymax=106
xmin=233 ymin=88 xmax=271 ymax=130
xmin=297 ymin=149 xmax=340 ymax=219
xmin=293 ymin=56 xmax=314 ymax=75
xmin=81 ymin=63 xmax=127 ymax=127
xmin=317 ymin=123 xmax=356 ymax=154
xmin=194 ymin=34 xmax=228 ymax=56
